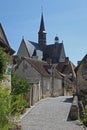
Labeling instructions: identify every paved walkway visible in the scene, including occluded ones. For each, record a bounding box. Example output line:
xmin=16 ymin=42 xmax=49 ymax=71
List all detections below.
xmin=21 ymin=96 xmax=84 ymax=130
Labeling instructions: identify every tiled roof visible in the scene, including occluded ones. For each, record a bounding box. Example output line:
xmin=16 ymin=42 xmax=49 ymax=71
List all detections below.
xmin=24 ymin=57 xmax=62 ymax=79
xmin=56 ymin=61 xmax=76 ymax=77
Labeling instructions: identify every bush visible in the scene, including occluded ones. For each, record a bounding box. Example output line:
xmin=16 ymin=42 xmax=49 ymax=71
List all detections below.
xmin=11 ymin=70 xmax=30 ymax=115
xmin=11 ymin=70 xmax=30 ymax=95
xmin=0 ymin=86 xmax=11 ymax=130
xmin=11 ymin=94 xmax=28 ymax=115
xmin=81 ymin=101 xmax=87 ymax=126
xmin=82 ymin=110 xmax=87 ymax=126
xmin=0 ymin=47 xmax=7 ymax=80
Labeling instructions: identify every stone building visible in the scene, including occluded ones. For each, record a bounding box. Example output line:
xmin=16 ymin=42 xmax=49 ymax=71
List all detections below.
xmin=17 ymin=13 xmax=66 ymax=64
xmin=15 ymin=57 xmax=63 ymax=105
xmin=0 ymin=23 xmax=15 ymax=88
xmin=56 ymin=57 xmax=76 ymax=95
xmin=75 ymin=54 xmax=87 ymax=98
xmin=14 ymin=13 xmax=76 ymax=96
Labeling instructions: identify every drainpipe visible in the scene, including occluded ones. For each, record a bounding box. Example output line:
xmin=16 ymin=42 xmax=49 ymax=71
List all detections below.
xmin=51 ymin=65 xmax=55 ymax=97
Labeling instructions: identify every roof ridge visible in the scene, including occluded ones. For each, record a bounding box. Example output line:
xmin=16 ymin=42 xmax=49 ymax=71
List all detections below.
xmin=24 ymin=57 xmax=50 ymax=77
xmin=25 ymin=57 xmax=47 ymax=64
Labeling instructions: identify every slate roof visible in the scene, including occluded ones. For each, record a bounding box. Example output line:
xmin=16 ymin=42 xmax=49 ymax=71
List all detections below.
xmin=23 ymin=57 xmax=62 ymax=79
xmin=43 ymin=43 xmax=64 ymax=63
xmin=39 ymin=13 xmax=45 ymax=32
xmin=23 ymin=39 xmax=43 ymax=60
xmin=0 ymin=23 xmax=15 ymax=55
xmin=19 ymin=39 xmax=65 ymax=64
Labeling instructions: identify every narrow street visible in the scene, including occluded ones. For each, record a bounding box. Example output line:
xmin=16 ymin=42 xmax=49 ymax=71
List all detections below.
xmin=21 ymin=96 xmax=84 ymax=130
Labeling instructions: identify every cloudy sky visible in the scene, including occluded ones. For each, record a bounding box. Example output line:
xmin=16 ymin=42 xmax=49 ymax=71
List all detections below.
xmin=0 ymin=0 xmax=87 ymax=65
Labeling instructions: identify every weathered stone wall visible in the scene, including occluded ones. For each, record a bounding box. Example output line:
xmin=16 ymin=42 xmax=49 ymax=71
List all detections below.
xmin=15 ymin=60 xmax=42 ymax=106
xmin=77 ymin=61 xmax=87 ymax=93
xmin=1 ymin=65 xmax=12 ymax=90
xmin=30 ymin=82 xmax=42 ymax=105
xmin=53 ymin=79 xmax=63 ymax=96
xmin=15 ymin=60 xmax=41 ymax=83
xmin=70 ymin=95 xmax=79 ymax=120
xmin=15 ymin=59 xmax=63 ymax=106
xmin=42 ymin=77 xmax=51 ymax=98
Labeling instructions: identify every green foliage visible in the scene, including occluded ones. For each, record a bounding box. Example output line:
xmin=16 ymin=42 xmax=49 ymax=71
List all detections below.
xmin=11 ymin=70 xmax=30 ymax=115
xmin=0 ymin=86 xmax=11 ymax=130
xmin=0 ymin=47 xmax=7 ymax=80
xmin=11 ymin=70 xmax=30 ymax=95
xmin=0 ymin=47 xmax=11 ymax=80
xmin=11 ymin=94 xmax=28 ymax=115
xmin=81 ymin=100 xmax=87 ymax=126
xmin=0 ymin=86 xmax=29 ymax=129
xmin=82 ymin=108 xmax=87 ymax=126
xmin=0 ymin=48 xmax=30 ymax=129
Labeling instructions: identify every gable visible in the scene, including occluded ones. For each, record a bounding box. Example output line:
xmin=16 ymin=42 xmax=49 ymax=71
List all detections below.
xmin=59 ymin=43 xmax=66 ymax=62
xmin=15 ymin=59 xmax=41 ymax=83
xmin=17 ymin=40 xmax=30 ymax=58
xmin=0 ymin=23 xmax=10 ymax=47
xmin=43 ymin=43 xmax=66 ymax=63
xmin=17 ymin=39 xmax=43 ymax=60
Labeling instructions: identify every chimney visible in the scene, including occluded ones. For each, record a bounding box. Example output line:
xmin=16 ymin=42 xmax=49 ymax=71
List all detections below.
xmin=65 ymin=57 xmax=69 ymax=65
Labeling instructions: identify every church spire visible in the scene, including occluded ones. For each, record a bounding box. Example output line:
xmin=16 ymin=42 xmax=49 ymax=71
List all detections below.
xmin=39 ymin=13 xmax=45 ymax=32
xmin=38 ymin=13 xmax=46 ymax=49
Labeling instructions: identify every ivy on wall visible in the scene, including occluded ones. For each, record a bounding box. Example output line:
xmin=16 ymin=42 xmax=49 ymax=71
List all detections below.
xmin=0 ymin=47 xmax=10 ymax=80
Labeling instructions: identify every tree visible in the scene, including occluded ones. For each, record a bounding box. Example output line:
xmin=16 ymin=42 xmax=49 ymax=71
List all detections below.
xmin=0 ymin=47 xmax=30 ymax=128
xmin=0 ymin=47 xmax=12 ymax=129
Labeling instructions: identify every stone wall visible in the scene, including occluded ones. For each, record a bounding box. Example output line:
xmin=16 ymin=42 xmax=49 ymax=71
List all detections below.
xmin=30 ymin=82 xmax=42 ymax=106
xmin=43 ymin=77 xmax=51 ymax=98
xmin=1 ymin=65 xmax=12 ymax=90
xmin=77 ymin=59 xmax=87 ymax=93
xmin=70 ymin=95 xmax=79 ymax=120
xmin=53 ymin=79 xmax=63 ymax=96
xmin=15 ymin=59 xmax=63 ymax=106
xmin=15 ymin=59 xmax=41 ymax=83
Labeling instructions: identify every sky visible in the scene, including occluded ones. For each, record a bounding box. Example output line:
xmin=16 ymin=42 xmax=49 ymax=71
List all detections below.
xmin=0 ymin=0 xmax=87 ymax=65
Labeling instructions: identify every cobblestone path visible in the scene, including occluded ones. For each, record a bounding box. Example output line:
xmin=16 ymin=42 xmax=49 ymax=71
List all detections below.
xmin=21 ymin=96 xmax=84 ymax=130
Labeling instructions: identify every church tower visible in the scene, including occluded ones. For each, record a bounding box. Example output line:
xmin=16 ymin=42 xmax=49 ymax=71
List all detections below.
xmin=38 ymin=13 xmax=46 ymax=49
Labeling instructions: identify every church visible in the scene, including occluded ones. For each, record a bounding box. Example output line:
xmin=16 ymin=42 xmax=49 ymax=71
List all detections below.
xmin=14 ymin=13 xmax=76 ymax=98
xmin=17 ymin=13 xmax=66 ymax=64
